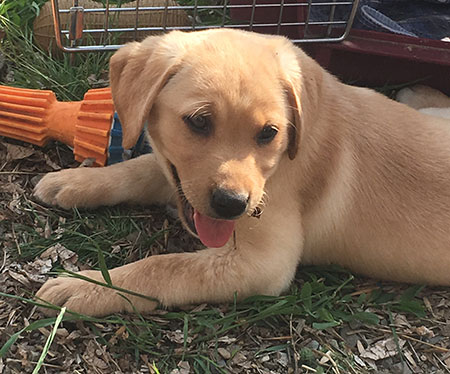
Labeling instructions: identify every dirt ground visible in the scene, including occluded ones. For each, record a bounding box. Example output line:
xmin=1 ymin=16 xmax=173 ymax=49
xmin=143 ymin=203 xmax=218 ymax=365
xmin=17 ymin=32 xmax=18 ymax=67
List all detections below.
xmin=1 ymin=138 xmax=450 ymax=374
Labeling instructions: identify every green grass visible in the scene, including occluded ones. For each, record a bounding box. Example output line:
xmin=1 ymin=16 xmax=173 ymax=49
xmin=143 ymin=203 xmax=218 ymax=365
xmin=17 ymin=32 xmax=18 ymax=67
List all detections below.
xmin=15 ymin=201 xmax=166 ymax=269
xmin=1 ymin=199 xmax=428 ymax=372
xmin=0 ymin=0 xmax=47 ymax=30
xmin=0 ymin=16 xmax=112 ymax=101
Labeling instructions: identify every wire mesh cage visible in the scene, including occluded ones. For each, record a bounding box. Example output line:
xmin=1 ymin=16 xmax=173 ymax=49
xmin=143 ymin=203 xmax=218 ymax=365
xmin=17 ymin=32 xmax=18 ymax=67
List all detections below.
xmin=40 ymin=0 xmax=359 ymax=52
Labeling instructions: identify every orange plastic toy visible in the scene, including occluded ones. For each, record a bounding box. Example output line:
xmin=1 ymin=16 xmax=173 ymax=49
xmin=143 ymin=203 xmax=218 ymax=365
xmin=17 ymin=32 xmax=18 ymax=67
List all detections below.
xmin=0 ymin=85 xmax=115 ymax=166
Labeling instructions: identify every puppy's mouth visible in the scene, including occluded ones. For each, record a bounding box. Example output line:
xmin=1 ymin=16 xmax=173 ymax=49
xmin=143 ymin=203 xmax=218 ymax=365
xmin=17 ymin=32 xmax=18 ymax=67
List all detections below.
xmin=169 ymin=163 xmax=235 ymax=248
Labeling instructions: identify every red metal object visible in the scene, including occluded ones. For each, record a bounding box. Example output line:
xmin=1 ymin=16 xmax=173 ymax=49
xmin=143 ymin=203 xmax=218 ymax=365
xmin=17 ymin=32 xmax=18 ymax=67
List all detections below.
xmin=302 ymin=29 xmax=450 ymax=95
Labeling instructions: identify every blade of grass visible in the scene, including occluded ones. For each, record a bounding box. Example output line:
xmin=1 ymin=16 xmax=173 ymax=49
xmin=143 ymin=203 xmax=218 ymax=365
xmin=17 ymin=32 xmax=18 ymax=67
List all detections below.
xmin=32 ymin=307 xmax=66 ymax=374
xmin=97 ymin=241 xmax=113 ymax=286
xmin=183 ymin=314 xmax=189 ymax=359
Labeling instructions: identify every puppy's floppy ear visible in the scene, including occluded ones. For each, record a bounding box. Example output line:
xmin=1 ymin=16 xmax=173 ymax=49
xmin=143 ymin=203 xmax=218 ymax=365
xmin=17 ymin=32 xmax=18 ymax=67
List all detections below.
xmin=284 ymin=48 xmax=324 ymax=160
xmin=275 ymin=38 xmax=304 ymax=161
xmin=109 ymin=34 xmax=181 ymax=149
xmin=284 ymin=82 xmax=302 ymax=160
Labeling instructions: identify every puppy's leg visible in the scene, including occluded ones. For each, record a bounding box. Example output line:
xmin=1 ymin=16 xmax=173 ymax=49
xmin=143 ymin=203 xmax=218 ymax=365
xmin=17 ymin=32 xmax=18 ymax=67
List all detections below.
xmin=36 ymin=199 xmax=303 ymax=316
xmin=34 ymin=153 xmax=175 ymax=209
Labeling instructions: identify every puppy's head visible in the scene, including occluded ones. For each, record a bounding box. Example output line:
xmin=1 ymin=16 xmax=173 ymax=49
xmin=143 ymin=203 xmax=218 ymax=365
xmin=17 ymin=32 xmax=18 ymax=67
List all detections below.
xmin=110 ymin=29 xmax=303 ymax=248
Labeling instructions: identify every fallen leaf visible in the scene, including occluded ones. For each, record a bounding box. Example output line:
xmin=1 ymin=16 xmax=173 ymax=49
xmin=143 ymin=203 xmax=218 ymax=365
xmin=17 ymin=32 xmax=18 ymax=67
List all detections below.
xmin=404 ymin=350 xmax=417 ymax=368
xmin=82 ymin=340 xmax=109 ymax=371
xmin=40 ymin=243 xmax=79 ymax=272
xmin=8 ymin=269 xmax=31 ymax=287
xmin=275 ymin=352 xmax=288 ymax=367
xmin=109 ymin=325 xmax=128 ymax=345
xmin=5 ymin=143 xmax=34 ymax=161
xmin=24 ymin=258 xmax=53 ymax=283
xmin=44 ymin=219 xmax=52 ymax=239
xmin=231 ymin=351 xmax=248 ymax=367
xmin=412 ymin=326 xmax=434 ymax=338
xmin=354 ymin=355 xmax=366 ymax=367
xmin=216 ymin=336 xmax=237 ymax=344
xmin=218 ymin=347 xmax=231 ymax=360
xmin=170 ymin=361 xmax=190 ymax=374
xmin=360 ymin=337 xmax=406 ymax=361
xmin=357 ymin=340 xmax=365 ymax=355
xmin=393 ymin=313 xmax=411 ymax=328
xmin=40 ymin=245 xmax=60 ymax=262
xmin=165 ymin=329 xmax=192 ymax=345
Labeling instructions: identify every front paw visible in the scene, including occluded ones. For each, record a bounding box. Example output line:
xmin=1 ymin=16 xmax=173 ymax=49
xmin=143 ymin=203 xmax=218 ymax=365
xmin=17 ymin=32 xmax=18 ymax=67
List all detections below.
xmin=34 ymin=168 xmax=102 ymax=209
xmin=35 ymin=271 xmax=127 ymax=317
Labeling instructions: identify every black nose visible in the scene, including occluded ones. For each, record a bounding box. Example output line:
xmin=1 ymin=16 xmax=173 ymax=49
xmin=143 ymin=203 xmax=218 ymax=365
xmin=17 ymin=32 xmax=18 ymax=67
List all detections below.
xmin=211 ymin=188 xmax=249 ymax=219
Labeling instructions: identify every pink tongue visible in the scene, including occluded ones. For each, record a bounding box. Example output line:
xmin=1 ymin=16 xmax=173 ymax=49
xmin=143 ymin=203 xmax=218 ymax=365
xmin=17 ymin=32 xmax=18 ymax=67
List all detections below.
xmin=193 ymin=210 xmax=235 ymax=248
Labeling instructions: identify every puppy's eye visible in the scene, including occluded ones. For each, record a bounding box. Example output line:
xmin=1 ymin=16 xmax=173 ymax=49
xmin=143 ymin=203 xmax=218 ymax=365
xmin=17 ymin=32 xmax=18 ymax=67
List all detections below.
xmin=183 ymin=115 xmax=212 ymax=136
xmin=256 ymin=124 xmax=278 ymax=145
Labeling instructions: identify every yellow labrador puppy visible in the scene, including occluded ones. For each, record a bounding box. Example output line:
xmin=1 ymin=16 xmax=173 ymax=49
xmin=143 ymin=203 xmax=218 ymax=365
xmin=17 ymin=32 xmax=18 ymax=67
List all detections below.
xmin=35 ymin=29 xmax=450 ymax=317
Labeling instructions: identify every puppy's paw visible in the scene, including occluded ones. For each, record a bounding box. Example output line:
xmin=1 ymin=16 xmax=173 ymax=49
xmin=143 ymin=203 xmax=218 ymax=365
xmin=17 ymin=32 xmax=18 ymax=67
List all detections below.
xmin=34 ymin=168 xmax=103 ymax=209
xmin=35 ymin=271 xmax=128 ymax=317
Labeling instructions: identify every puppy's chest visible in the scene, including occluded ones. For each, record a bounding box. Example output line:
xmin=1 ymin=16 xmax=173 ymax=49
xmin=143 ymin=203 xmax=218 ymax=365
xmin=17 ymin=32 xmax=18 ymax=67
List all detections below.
xmin=301 ymin=206 xmax=347 ymax=265
xmin=300 ymin=152 xmax=355 ymax=264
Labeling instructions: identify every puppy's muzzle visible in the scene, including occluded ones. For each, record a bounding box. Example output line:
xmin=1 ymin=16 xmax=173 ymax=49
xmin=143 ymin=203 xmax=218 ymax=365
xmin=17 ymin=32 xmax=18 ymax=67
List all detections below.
xmin=211 ymin=188 xmax=249 ymax=219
